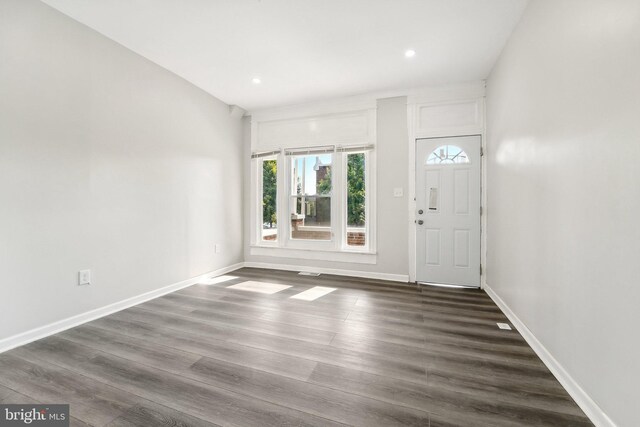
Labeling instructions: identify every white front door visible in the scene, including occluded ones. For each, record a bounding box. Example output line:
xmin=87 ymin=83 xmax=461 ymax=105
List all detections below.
xmin=416 ymin=135 xmax=481 ymax=287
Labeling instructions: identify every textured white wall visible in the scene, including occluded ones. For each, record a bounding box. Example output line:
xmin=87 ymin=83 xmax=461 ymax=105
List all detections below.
xmin=0 ymin=0 xmax=244 ymax=341
xmin=486 ymin=1 xmax=640 ymax=425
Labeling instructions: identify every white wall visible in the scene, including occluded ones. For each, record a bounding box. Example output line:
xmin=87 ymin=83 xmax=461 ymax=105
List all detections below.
xmin=486 ymin=1 xmax=640 ymax=426
xmin=244 ymin=96 xmax=409 ymax=278
xmin=0 ymin=0 xmax=244 ymax=343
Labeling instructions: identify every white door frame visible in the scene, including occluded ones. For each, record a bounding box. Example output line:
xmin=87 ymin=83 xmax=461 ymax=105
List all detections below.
xmin=414 ymin=135 xmax=482 ymax=287
xmin=407 ymin=92 xmax=487 ymax=288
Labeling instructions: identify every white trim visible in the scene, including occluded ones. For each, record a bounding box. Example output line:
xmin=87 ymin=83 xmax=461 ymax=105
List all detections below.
xmin=340 ymin=150 xmax=374 ymax=253
xmin=249 ymin=246 xmax=377 ymax=264
xmin=251 ymin=99 xmax=376 ymax=122
xmin=0 ymin=262 xmax=245 ymax=354
xmin=248 ymin=81 xmax=485 ymax=118
xmin=406 ymin=81 xmax=486 ymax=106
xmin=480 ymin=93 xmax=488 ymax=290
xmin=484 ymin=284 xmax=617 ymax=427
xmin=297 ymin=225 xmax=331 ymax=233
xmin=407 ymin=101 xmax=417 ymax=283
xmin=413 ymin=99 xmax=484 ymax=138
xmin=336 ymin=144 xmax=375 ymax=153
xmin=244 ymin=261 xmax=408 ymax=283
xmin=407 ymin=81 xmax=487 ymax=286
xmin=251 ymin=149 xmax=281 ymax=159
xmin=252 ymin=109 xmax=376 ymax=151
xmin=285 ymin=145 xmax=336 ymax=156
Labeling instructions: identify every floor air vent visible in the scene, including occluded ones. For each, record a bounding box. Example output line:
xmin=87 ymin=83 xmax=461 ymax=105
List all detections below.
xmin=298 ymin=272 xmax=321 ymax=277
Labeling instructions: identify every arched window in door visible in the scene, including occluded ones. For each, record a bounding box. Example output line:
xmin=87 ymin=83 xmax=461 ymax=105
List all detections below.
xmin=426 ymin=145 xmax=470 ymax=165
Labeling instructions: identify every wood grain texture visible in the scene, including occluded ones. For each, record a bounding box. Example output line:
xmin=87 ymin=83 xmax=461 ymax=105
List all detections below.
xmin=104 ymin=404 xmax=220 ymax=427
xmin=0 ymin=267 xmax=592 ymax=426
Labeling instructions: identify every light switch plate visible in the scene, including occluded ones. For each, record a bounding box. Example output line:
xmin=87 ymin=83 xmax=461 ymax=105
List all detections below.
xmin=78 ymin=269 xmax=91 ymax=286
xmin=393 ymin=187 xmax=403 ymax=197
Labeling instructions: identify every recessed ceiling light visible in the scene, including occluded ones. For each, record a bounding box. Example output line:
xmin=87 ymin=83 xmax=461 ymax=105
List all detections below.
xmin=405 ymin=49 xmax=416 ymax=58
xmin=252 ymin=77 xmax=261 ymax=84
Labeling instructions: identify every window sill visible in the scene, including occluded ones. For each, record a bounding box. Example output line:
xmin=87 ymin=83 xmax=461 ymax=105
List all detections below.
xmin=249 ymin=245 xmax=377 ymax=265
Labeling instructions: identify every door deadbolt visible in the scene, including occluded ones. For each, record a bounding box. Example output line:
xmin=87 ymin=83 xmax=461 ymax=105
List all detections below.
xmin=417 ymin=220 xmax=424 ymax=225
xmin=418 ymin=209 xmax=424 ymax=214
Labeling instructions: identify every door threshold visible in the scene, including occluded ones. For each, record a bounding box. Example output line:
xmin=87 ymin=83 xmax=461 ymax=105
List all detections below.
xmin=417 ymin=281 xmax=479 ymax=290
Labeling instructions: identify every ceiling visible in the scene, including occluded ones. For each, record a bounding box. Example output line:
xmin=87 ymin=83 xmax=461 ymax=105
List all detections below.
xmin=41 ymin=0 xmax=529 ymax=111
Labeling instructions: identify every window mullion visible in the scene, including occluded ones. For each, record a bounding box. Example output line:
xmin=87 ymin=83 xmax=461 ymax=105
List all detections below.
xmin=342 ymin=152 xmax=350 ymax=251
xmin=364 ymin=151 xmax=371 ymax=252
xmin=367 ymin=150 xmax=375 ymax=252
xmin=334 ymin=152 xmax=344 ymax=250
xmin=277 ymin=153 xmax=287 ymax=248
xmin=257 ymin=159 xmax=263 ymax=244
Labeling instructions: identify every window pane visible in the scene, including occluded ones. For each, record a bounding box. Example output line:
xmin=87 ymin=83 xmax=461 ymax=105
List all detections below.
xmin=426 ymin=145 xmax=470 ymax=165
xmin=290 ymin=154 xmax=332 ymax=240
xmin=291 ymin=196 xmax=332 ymax=240
xmin=261 ymin=159 xmax=277 ymax=241
xmin=346 ymin=153 xmax=366 ymax=246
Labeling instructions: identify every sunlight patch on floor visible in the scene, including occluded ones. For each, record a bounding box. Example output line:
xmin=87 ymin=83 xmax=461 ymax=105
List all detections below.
xmin=290 ymin=286 xmax=337 ymax=301
xmin=227 ymin=280 xmax=292 ymax=294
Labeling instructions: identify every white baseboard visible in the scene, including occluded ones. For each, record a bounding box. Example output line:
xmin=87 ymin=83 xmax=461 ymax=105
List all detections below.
xmin=484 ymin=284 xmax=616 ymax=427
xmin=0 ymin=260 xmax=404 ymax=354
xmin=243 ymin=261 xmax=409 ymax=283
xmin=0 ymin=262 xmax=244 ymax=354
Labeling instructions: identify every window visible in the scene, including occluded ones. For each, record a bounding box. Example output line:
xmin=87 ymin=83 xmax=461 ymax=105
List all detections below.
xmin=346 ymin=153 xmax=366 ymax=247
xmin=252 ymin=145 xmax=374 ymax=255
xmin=290 ymin=154 xmax=332 ymax=241
xmin=427 ymin=145 xmax=470 ymax=164
xmin=261 ymin=158 xmax=278 ymax=242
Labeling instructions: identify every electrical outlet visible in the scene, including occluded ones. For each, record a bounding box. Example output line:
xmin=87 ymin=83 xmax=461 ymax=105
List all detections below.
xmin=78 ymin=269 xmax=91 ymax=286
xmin=215 ymin=244 xmax=222 ymax=254
xmin=393 ymin=187 xmax=404 ymax=197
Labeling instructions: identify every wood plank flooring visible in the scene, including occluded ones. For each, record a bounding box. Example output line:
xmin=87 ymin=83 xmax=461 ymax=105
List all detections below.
xmin=0 ymin=268 xmax=592 ymax=426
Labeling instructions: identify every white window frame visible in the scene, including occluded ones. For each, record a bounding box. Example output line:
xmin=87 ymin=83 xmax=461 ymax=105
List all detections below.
xmin=251 ymin=146 xmax=376 ymax=258
xmin=256 ymin=155 xmax=279 ymax=247
xmin=341 ymin=150 xmax=375 ymax=253
xmin=285 ymin=152 xmax=336 ymax=251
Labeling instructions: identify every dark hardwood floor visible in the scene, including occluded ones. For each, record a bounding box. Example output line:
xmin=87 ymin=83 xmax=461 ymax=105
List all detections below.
xmin=0 ymin=268 xmax=592 ymax=426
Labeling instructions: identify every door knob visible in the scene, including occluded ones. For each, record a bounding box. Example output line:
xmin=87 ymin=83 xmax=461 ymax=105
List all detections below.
xmin=417 ymin=220 xmax=424 ymax=225
xmin=418 ymin=209 xmax=424 ymax=215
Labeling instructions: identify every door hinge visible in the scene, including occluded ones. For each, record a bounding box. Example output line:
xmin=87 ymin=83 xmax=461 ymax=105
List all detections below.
xmin=480 ymin=264 xmax=483 ymax=275
xmin=480 ymin=147 xmax=484 ymax=156
xmin=480 ymin=206 xmax=483 ymax=216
